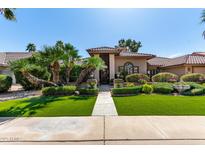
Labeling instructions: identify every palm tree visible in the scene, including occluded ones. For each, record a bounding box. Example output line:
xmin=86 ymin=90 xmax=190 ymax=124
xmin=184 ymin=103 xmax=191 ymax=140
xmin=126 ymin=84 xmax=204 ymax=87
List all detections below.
xmin=10 ymin=59 xmax=57 ymax=87
xmin=0 ymin=8 xmax=16 ymax=21
xmin=201 ymin=10 xmax=205 ymax=38
xmin=26 ymin=43 xmax=36 ymax=52
xmin=39 ymin=46 xmax=64 ymax=83
xmin=62 ymin=43 xmax=80 ymax=84
xmin=75 ymin=57 xmax=106 ymax=86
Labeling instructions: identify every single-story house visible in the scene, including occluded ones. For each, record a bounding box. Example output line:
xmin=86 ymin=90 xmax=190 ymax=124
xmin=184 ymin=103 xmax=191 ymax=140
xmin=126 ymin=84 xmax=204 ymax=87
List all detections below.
xmin=0 ymin=52 xmax=32 ymax=83
xmin=87 ymin=47 xmax=155 ymax=83
xmin=87 ymin=47 xmax=205 ymax=83
xmin=148 ymin=52 xmax=205 ymax=77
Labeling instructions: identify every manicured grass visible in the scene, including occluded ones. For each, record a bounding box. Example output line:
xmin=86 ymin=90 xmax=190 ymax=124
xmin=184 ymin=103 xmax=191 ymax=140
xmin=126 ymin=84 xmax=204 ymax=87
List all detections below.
xmin=0 ymin=96 xmax=96 ymax=117
xmin=113 ymin=94 xmax=205 ymax=115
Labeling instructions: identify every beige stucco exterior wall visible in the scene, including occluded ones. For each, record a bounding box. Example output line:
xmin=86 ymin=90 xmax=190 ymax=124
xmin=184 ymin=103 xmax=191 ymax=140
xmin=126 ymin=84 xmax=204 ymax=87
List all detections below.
xmin=115 ymin=56 xmax=147 ymax=74
xmin=161 ymin=66 xmax=186 ymax=76
xmin=192 ymin=66 xmax=205 ymax=74
xmin=109 ymin=54 xmax=115 ymax=80
xmin=93 ymin=54 xmax=100 ymax=82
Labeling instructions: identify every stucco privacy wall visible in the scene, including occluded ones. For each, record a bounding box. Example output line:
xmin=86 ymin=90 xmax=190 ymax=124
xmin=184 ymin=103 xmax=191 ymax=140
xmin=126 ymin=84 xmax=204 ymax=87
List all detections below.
xmin=162 ymin=66 xmax=186 ymax=76
xmin=115 ymin=56 xmax=147 ymax=74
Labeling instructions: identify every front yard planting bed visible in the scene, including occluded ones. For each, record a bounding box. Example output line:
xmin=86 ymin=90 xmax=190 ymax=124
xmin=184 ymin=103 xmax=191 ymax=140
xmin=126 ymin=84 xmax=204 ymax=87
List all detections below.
xmin=0 ymin=96 xmax=96 ymax=117
xmin=113 ymin=94 xmax=205 ymax=115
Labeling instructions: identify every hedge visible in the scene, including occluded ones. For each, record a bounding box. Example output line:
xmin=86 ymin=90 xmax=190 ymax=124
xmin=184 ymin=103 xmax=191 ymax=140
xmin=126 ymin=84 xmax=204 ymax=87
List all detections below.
xmin=152 ymin=72 xmax=178 ymax=82
xmin=126 ymin=73 xmax=150 ymax=83
xmin=78 ymin=88 xmax=99 ymax=96
xmin=180 ymin=73 xmax=205 ymax=83
xmin=0 ymin=75 xmax=12 ymax=93
xmin=182 ymin=88 xmax=205 ymax=96
xmin=42 ymin=86 xmax=76 ymax=96
xmin=111 ymin=86 xmax=142 ymax=95
xmin=152 ymin=82 xmax=174 ymax=94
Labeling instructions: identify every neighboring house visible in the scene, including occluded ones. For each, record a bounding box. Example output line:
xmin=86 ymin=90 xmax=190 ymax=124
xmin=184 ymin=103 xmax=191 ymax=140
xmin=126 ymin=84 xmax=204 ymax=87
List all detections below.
xmin=148 ymin=52 xmax=205 ymax=77
xmin=87 ymin=47 xmax=155 ymax=83
xmin=0 ymin=52 xmax=32 ymax=83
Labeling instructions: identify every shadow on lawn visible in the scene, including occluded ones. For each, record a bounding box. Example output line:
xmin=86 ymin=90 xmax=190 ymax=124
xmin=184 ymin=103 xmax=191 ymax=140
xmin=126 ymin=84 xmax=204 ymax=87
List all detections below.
xmin=0 ymin=95 xmax=94 ymax=117
xmin=0 ymin=96 xmax=64 ymax=117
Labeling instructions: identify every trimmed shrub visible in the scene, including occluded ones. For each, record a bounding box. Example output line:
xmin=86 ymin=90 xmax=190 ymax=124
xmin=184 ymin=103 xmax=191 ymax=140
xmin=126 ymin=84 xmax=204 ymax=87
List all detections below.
xmin=180 ymin=73 xmax=205 ymax=83
xmin=126 ymin=73 xmax=150 ymax=83
xmin=87 ymin=79 xmax=97 ymax=89
xmin=114 ymin=79 xmax=124 ymax=88
xmin=0 ymin=75 xmax=12 ymax=93
xmin=152 ymin=72 xmax=178 ymax=82
xmin=78 ymin=88 xmax=99 ymax=96
xmin=185 ymin=82 xmax=205 ymax=89
xmin=152 ymin=82 xmax=174 ymax=94
xmin=142 ymin=84 xmax=153 ymax=94
xmin=14 ymin=67 xmax=50 ymax=90
xmin=138 ymin=79 xmax=147 ymax=84
xmin=125 ymin=82 xmax=135 ymax=87
xmin=182 ymin=88 xmax=205 ymax=96
xmin=181 ymin=73 xmax=205 ymax=83
xmin=42 ymin=86 xmax=76 ymax=96
xmin=111 ymin=86 xmax=142 ymax=95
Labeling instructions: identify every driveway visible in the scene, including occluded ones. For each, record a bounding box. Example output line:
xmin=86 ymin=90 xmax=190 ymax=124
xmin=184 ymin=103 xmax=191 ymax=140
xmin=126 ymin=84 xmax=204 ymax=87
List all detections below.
xmin=1 ymin=116 xmax=205 ymax=144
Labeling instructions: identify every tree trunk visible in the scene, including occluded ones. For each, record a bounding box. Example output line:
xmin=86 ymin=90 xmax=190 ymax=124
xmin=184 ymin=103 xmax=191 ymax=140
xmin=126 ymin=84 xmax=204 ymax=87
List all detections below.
xmin=51 ymin=61 xmax=60 ymax=83
xmin=75 ymin=67 xmax=95 ymax=86
xmin=65 ymin=67 xmax=72 ymax=84
xmin=21 ymin=71 xmax=57 ymax=87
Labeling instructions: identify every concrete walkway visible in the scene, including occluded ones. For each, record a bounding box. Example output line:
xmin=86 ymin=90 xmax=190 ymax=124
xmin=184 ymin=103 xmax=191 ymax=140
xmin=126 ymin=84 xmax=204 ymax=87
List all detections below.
xmin=92 ymin=92 xmax=118 ymax=116
xmin=92 ymin=85 xmax=117 ymax=116
xmin=1 ymin=116 xmax=205 ymax=144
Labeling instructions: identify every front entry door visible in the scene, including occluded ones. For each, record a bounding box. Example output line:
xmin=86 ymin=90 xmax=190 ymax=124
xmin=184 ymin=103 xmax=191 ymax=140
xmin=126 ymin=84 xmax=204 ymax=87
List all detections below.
xmin=100 ymin=68 xmax=109 ymax=84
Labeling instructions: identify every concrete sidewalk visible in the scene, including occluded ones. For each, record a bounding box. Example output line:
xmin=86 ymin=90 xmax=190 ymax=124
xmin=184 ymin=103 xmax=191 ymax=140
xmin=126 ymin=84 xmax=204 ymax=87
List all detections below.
xmin=1 ymin=116 xmax=205 ymax=144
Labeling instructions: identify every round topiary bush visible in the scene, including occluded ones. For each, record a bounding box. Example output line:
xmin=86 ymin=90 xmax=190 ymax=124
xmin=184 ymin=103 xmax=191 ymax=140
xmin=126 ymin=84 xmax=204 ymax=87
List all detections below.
xmin=126 ymin=73 xmax=150 ymax=83
xmin=0 ymin=74 xmax=12 ymax=93
xmin=180 ymin=73 xmax=205 ymax=83
xmin=152 ymin=72 xmax=178 ymax=82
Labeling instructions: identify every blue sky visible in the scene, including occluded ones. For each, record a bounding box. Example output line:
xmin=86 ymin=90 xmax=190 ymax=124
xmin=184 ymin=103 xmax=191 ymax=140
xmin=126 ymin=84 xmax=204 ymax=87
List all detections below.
xmin=0 ymin=8 xmax=205 ymax=58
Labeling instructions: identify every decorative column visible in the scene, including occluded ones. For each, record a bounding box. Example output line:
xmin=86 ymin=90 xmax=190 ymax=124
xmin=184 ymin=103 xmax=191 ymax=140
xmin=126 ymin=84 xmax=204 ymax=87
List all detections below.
xmin=94 ymin=54 xmax=100 ymax=82
xmin=109 ymin=54 xmax=115 ymax=80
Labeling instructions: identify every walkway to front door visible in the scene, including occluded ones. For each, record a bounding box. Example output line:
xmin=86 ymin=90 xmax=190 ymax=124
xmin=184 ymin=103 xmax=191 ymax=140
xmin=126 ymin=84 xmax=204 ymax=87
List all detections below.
xmin=92 ymin=85 xmax=118 ymax=116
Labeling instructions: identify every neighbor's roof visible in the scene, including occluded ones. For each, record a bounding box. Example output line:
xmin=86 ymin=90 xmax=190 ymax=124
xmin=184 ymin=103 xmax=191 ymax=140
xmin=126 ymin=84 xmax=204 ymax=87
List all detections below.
xmin=0 ymin=52 xmax=32 ymax=66
xmin=148 ymin=52 xmax=205 ymax=67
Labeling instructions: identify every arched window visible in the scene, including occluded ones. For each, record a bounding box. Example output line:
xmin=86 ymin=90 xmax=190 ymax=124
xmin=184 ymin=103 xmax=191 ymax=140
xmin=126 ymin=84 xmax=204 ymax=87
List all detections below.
xmin=124 ymin=62 xmax=134 ymax=75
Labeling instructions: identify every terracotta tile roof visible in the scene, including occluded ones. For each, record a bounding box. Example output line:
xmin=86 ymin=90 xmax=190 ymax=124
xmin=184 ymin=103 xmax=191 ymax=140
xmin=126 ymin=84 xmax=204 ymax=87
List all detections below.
xmin=148 ymin=57 xmax=171 ymax=66
xmin=149 ymin=53 xmax=205 ymax=67
xmin=120 ymin=51 xmax=155 ymax=59
xmin=191 ymin=52 xmax=205 ymax=56
xmin=0 ymin=52 xmax=32 ymax=66
xmin=87 ymin=46 xmax=127 ymax=54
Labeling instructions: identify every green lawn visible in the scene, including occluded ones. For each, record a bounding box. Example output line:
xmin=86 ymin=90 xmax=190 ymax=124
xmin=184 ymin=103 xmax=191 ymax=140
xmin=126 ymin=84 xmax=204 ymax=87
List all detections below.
xmin=113 ymin=94 xmax=205 ymax=115
xmin=0 ymin=96 xmax=96 ymax=117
